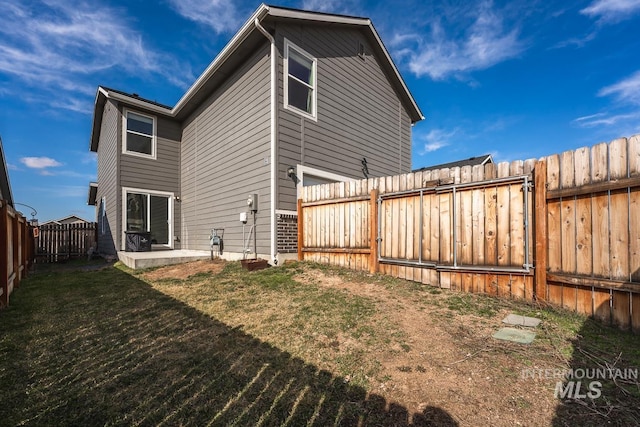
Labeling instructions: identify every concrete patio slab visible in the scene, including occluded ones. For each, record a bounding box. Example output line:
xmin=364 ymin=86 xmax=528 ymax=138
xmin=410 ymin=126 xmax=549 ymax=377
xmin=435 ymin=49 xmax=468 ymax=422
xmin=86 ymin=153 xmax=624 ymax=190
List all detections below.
xmin=492 ymin=327 xmax=536 ymax=344
xmin=502 ymin=314 xmax=542 ymax=328
xmin=118 ymin=250 xmax=211 ymax=270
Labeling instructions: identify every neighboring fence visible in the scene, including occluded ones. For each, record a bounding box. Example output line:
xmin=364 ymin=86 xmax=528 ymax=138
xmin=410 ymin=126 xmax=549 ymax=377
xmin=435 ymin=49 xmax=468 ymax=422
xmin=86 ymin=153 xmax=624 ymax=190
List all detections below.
xmin=36 ymin=223 xmax=97 ymax=263
xmin=1 ymin=200 xmax=35 ymax=307
xmin=297 ymin=135 xmax=640 ymax=332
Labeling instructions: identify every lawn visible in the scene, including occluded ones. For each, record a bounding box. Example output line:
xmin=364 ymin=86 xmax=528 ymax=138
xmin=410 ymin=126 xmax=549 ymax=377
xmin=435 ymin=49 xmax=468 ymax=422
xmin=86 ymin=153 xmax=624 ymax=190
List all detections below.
xmin=0 ymin=259 xmax=638 ymax=426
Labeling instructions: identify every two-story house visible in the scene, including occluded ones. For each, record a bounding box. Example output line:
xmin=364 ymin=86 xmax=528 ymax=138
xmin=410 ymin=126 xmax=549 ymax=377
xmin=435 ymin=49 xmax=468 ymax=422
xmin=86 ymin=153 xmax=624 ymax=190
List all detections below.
xmin=87 ymin=4 xmax=423 ymax=265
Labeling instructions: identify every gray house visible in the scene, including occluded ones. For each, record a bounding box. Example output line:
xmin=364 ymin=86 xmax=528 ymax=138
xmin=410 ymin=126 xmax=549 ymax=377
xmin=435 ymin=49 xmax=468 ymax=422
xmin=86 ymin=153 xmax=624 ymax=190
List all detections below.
xmin=88 ymin=4 xmax=423 ymax=264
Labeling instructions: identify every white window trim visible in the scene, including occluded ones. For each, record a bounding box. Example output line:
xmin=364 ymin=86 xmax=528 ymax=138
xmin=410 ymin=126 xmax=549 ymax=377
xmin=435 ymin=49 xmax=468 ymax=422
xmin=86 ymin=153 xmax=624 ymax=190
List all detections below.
xmin=284 ymin=39 xmax=317 ymax=121
xmin=296 ymin=164 xmax=355 ymax=199
xmin=121 ymin=186 xmax=174 ymax=250
xmin=100 ymin=197 xmax=106 ymax=235
xmin=122 ymin=108 xmax=157 ymax=160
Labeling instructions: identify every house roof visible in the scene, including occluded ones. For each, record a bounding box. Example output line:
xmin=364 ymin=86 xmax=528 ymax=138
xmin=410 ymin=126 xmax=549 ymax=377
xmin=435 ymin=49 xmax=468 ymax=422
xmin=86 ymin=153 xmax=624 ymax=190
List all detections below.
xmin=0 ymin=135 xmax=14 ymax=207
xmin=41 ymin=215 xmax=90 ymax=225
xmin=90 ymin=3 xmax=424 ymax=152
xmin=412 ymin=155 xmax=493 ymax=173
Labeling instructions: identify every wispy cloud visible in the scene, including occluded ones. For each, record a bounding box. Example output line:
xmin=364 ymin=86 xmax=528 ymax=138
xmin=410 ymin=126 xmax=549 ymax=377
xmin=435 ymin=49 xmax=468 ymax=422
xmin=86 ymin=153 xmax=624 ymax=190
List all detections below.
xmin=573 ymin=111 xmax=640 ymax=127
xmin=415 ymin=128 xmax=460 ymax=154
xmin=573 ymin=70 xmax=640 ymax=134
xmin=580 ymin=0 xmax=640 ymax=23
xmin=598 ymin=71 xmax=640 ymax=105
xmin=166 ymin=0 xmax=242 ymax=33
xmin=0 ymin=1 xmax=189 ymax=112
xmin=393 ymin=1 xmax=524 ymax=80
xmin=301 ymin=0 xmax=360 ymax=14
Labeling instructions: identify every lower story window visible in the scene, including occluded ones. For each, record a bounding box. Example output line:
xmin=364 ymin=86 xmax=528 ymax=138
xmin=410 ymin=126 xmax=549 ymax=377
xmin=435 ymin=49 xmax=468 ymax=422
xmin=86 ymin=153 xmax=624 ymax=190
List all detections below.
xmin=124 ymin=190 xmax=171 ymax=246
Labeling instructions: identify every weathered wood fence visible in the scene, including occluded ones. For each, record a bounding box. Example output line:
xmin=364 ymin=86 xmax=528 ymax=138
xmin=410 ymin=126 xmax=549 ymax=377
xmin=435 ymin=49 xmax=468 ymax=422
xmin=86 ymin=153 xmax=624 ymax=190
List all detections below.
xmin=36 ymin=223 xmax=97 ymax=263
xmin=1 ymin=200 xmax=35 ymax=307
xmin=297 ymin=135 xmax=640 ymax=332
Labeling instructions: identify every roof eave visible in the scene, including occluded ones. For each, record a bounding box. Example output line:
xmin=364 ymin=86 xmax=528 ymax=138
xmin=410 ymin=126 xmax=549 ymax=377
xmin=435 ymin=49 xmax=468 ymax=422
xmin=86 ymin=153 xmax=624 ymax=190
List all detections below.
xmin=89 ymin=87 xmax=108 ymax=152
xmin=172 ymin=4 xmax=271 ymax=116
xmin=0 ymin=135 xmax=14 ymax=207
xmin=90 ymin=86 xmax=173 ymax=152
xmin=88 ymin=182 xmax=98 ymax=206
xmin=366 ymin=23 xmax=424 ymax=123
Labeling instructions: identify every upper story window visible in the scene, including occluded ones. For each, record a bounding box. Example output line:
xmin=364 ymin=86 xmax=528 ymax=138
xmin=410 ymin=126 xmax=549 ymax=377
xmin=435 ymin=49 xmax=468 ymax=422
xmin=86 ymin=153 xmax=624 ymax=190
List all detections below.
xmin=284 ymin=39 xmax=317 ymax=120
xmin=123 ymin=109 xmax=156 ymax=159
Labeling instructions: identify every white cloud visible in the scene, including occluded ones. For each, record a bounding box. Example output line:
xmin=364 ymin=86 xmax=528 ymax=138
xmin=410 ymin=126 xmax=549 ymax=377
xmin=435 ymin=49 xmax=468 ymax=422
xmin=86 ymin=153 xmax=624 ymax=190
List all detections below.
xmin=574 ymin=71 xmax=640 ymax=132
xmin=581 ymin=0 xmax=640 ymax=22
xmin=598 ymin=71 xmax=640 ymax=105
xmin=416 ymin=128 xmax=460 ymax=154
xmin=573 ymin=111 xmax=640 ymax=127
xmin=0 ymin=1 xmax=190 ymax=112
xmin=301 ymin=0 xmax=360 ymax=14
xmin=395 ymin=1 xmax=524 ymax=80
xmin=20 ymin=157 xmax=63 ymax=169
xmin=166 ymin=0 xmax=242 ymax=33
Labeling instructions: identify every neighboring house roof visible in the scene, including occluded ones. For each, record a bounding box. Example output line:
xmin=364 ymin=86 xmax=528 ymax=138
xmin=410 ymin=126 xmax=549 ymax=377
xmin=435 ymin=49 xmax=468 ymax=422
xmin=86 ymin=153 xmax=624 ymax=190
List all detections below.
xmin=0 ymin=135 xmax=14 ymax=207
xmin=90 ymin=3 xmax=424 ymax=152
xmin=41 ymin=215 xmax=90 ymax=225
xmin=413 ymin=155 xmax=493 ymax=173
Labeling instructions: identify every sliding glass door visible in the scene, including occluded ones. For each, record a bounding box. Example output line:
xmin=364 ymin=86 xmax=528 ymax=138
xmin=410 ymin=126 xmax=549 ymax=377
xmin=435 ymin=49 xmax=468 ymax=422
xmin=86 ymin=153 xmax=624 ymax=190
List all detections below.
xmin=124 ymin=188 xmax=172 ymax=249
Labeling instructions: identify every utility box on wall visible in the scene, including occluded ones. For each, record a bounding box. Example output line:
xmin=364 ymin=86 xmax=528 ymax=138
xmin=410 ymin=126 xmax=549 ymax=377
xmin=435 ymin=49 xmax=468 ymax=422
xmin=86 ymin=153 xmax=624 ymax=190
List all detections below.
xmin=247 ymin=194 xmax=258 ymax=212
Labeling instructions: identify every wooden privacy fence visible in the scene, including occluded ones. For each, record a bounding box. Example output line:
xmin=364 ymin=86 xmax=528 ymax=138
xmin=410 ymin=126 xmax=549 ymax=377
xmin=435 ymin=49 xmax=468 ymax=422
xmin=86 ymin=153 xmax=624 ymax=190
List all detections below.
xmin=36 ymin=223 xmax=97 ymax=263
xmin=1 ymin=200 xmax=35 ymax=307
xmin=297 ymin=135 xmax=640 ymax=332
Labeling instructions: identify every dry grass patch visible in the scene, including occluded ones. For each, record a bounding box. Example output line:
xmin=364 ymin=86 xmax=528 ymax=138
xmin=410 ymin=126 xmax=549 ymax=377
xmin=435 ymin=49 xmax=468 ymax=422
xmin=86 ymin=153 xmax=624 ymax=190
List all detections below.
xmin=1 ymin=259 xmax=638 ymax=426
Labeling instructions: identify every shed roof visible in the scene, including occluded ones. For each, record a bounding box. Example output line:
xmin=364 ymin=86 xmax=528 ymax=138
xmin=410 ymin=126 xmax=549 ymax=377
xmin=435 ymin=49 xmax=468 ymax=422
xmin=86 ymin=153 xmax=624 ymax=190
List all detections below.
xmin=90 ymin=4 xmax=424 ymax=151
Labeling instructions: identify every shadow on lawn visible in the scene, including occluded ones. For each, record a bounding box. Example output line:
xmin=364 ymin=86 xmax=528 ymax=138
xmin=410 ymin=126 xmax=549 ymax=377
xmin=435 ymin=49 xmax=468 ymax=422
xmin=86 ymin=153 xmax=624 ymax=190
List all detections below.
xmin=1 ymin=266 xmax=458 ymax=426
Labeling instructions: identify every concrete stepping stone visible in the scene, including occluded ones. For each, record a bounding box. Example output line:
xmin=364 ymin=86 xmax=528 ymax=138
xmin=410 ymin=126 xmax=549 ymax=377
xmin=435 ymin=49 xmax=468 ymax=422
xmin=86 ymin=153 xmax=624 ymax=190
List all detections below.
xmin=492 ymin=327 xmax=536 ymax=344
xmin=502 ymin=313 xmax=541 ymax=328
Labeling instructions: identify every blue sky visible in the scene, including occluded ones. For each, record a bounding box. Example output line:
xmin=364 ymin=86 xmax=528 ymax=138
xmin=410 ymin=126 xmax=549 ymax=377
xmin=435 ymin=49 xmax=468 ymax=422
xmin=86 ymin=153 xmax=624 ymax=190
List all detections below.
xmin=1 ymin=0 xmax=639 ymax=222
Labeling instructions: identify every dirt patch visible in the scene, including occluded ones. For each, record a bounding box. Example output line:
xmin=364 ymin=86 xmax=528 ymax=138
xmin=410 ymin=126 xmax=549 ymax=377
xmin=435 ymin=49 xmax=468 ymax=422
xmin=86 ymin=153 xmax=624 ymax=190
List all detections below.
xmin=294 ymin=269 xmax=560 ymax=425
xmin=142 ymin=259 xmax=225 ymax=281
xmin=140 ymin=262 xmax=635 ymax=426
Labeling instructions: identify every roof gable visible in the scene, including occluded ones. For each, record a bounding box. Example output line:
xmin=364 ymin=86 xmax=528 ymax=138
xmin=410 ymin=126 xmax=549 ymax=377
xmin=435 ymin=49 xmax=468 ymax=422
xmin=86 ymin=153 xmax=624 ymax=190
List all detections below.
xmin=90 ymin=4 xmax=423 ymax=151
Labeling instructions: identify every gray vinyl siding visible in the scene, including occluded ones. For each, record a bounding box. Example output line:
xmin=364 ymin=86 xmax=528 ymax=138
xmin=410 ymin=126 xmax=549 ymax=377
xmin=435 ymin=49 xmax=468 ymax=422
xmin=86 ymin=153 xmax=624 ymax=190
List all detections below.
xmin=119 ymin=109 xmax=181 ymax=249
xmin=180 ymin=43 xmax=271 ymax=255
xmin=276 ymin=24 xmax=413 ymax=211
xmin=95 ymin=99 xmax=119 ymax=256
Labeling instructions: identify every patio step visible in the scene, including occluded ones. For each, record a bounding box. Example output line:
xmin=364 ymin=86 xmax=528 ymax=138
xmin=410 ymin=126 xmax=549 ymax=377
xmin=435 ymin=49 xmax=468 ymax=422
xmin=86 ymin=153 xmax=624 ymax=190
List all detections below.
xmin=117 ymin=250 xmax=211 ymax=269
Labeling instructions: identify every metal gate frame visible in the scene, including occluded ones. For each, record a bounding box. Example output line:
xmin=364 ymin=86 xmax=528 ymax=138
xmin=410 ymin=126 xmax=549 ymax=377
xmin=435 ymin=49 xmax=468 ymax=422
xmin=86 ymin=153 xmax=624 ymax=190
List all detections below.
xmin=377 ymin=175 xmax=533 ymax=274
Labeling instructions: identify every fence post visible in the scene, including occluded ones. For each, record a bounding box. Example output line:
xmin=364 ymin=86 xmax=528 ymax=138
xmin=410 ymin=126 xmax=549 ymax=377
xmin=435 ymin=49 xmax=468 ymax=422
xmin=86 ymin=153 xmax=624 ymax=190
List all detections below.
xmin=12 ymin=211 xmax=19 ymax=290
xmin=369 ymin=189 xmax=379 ymax=274
xmin=534 ymin=160 xmax=547 ymax=302
xmin=297 ymin=198 xmax=304 ymax=261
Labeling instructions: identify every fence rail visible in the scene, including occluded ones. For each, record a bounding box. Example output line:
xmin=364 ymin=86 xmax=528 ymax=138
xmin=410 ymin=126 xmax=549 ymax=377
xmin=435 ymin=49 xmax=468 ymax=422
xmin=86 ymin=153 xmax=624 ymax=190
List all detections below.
xmin=1 ymin=200 xmax=35 ymax=307
xmin=298 ymin=134 xmax=640 ymax=333
xmin=36 ymin=223 xmax=97 ymax=263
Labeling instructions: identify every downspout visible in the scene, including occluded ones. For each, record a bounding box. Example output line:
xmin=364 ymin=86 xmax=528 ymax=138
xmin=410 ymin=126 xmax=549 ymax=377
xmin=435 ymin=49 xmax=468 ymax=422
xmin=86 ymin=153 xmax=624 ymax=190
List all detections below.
xmin=255 ymin=18 xmax=278 ymax=265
